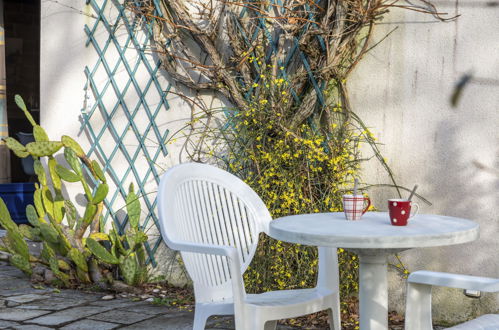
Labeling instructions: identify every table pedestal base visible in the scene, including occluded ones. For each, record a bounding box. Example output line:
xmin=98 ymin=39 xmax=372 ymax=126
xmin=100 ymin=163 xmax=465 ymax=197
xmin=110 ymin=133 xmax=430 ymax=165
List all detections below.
xmin=347 ymin=249 xmax=407 ymax=330
xmin=358 ymin=253 xmax=388 ymax=330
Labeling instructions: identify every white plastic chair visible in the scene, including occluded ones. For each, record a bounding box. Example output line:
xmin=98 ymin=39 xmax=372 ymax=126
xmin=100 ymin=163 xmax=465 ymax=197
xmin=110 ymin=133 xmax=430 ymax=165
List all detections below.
xmin=405 ymin=270 xmax=499 ymax=330
xmin=157 ymin=163 xmax=341 ymax=330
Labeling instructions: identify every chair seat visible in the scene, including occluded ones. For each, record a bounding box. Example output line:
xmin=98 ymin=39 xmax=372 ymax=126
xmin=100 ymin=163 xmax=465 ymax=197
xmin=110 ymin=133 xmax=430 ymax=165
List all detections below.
xmin=447 ymin=314 xmax=499 ymax=330
xmin=246 ymin=288 xmax=333 ymax=313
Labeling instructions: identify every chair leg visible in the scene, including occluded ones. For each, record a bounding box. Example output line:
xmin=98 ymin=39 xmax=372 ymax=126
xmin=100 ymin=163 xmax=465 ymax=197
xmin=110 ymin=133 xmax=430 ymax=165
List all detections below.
xmin=327 ymin=305 xmax=341 ymax=330
xmin=193 ymin=308 xmax=210 ymax=330
xmin=327 ymin=291 xmax=341 ymax=330
xmin=264 ymin=320 xmax=277 ymax=330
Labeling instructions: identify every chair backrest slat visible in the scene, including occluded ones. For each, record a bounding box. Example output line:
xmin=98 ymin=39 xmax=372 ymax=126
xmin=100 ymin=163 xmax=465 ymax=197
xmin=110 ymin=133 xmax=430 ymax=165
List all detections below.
xmin=158 ymin=163 xmax=272 ymax=302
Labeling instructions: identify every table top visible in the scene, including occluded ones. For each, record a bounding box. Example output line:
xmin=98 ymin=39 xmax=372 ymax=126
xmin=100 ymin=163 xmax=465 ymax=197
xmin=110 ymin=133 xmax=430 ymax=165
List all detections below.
xmin=269 ymin=212 xmax=479 ymax=249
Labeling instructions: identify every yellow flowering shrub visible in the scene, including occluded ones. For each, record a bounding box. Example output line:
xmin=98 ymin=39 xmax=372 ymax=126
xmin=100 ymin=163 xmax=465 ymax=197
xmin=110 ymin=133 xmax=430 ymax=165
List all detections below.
xmin=198 ymin=60 xmax=372 ymax=297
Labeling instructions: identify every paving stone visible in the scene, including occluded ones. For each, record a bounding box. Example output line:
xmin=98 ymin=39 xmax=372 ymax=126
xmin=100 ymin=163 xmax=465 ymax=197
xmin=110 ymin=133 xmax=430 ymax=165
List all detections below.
xmin=0 ymin=285 xmax=45 ymax=297
xmin=6 ymin=294 xmax=50 ymax=304
xmin=59 ymin=319 xmax=119 ymax=330
xmin=18 ymin=297 xmax=84 ymax=311
xmin=89 ymin=309 xmax=154 ymax=324
xmin=12 ymin=325 xmax=53 ymax=330
xmin=89 ymin=299 xmax=140 ymax=309
xmin=0 ymin=319 xmax=20 ymax=329
xmin=51 ymin=290 xmax=102 ymax=302
xmin=26 ymin=305 xmax=115 ymax=326
xmin=116 ymin=303 xmax=170 ymax=315
xmin=120 ymin=313 xmax=193 ymax=329
xmin=0 ymin=308 xmax=51 ymax=321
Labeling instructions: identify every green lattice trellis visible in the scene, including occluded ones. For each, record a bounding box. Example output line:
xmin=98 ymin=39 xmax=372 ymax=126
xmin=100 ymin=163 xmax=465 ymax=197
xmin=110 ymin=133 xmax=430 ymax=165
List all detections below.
xmin=82 ymin=0 xmax=168 ymax=267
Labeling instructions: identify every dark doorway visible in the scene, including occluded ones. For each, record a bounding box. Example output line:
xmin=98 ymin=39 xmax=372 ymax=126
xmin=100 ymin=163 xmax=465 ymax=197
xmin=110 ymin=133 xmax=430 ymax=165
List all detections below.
xmin=4 ymin=0 xmax=40 ymax=182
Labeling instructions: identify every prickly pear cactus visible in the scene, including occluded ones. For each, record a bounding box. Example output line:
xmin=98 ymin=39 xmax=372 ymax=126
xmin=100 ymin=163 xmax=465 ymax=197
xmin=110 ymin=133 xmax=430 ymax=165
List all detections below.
xmin=120 ymin=254 xmax=138 ymax=286
xmin=0 ymin=95 xmax=150 ymax=290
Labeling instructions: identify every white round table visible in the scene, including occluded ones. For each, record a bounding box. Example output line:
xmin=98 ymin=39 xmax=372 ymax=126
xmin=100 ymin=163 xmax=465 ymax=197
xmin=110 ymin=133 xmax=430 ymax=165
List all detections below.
xmin=269 ymin=212 xmax=479 ymax=330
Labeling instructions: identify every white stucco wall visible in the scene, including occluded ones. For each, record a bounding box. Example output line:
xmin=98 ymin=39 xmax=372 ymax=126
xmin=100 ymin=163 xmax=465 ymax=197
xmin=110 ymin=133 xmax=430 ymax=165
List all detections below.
xmin=349 ymin=2 xmax=499 ymax=323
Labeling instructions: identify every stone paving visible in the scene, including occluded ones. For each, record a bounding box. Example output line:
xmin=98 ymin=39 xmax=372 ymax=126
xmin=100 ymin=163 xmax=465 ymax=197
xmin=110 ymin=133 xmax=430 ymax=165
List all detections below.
xmin=0 ymin=261 xmax=300 ymax=329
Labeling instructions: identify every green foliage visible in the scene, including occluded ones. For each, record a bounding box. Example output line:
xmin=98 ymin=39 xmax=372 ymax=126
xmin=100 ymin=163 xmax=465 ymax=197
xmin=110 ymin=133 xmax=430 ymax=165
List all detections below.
xmin=61 ymin=135 xmax=85 ymax=157
xmin=33 ymin=125 xmax=49 ymax=142
xmin=126 ymin=183 xmax=140 ymax=229
xmin=92 ymin=183 xmax=109 ymax=204
xmin=86 ymin=238 xmax=119 ymax=265
xmin=26 ymin=141 xmax=63 ymax=157
xmin=10 ymin=254 xmax=32 ymax=275
xmin=55 ymin=164 xmax=80 ymax=183
xmin=120 ymin=254 xmax=138 ymax=285
xmin=3 ymin=137 xmax=29 ymax=158
xmin=0 ymin=95 xmax=150 ymax=290
xmin=0 ymin=198 xmax=17 ymax=232
xmin=68 ymin=248 xmax=89 ymax=272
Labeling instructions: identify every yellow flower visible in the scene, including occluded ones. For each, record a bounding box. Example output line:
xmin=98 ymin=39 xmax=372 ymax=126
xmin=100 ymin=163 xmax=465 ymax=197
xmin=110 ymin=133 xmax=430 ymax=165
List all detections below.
xmin=260 ymin=99 xmax=268 ymax=105
xmin=252 ymin=83 xmax=259 ymax=88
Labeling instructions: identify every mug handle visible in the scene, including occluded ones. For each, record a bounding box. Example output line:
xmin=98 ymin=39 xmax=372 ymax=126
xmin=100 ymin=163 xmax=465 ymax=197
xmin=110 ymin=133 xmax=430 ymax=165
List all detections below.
xmin=362 ymin=197 xmax=371 ymax=215
xmin=409 ymin=202 xmax=419 ymax=218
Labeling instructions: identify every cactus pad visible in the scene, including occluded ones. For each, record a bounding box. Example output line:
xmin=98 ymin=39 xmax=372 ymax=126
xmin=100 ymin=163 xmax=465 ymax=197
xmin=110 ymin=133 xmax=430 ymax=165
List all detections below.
xmin=41 ymin=187 xmax=55 ymax=220
xmin=14 ymin=94 xmax=36 ymax=126
xmin=48 ymin=158 xmax=62 ymax=190
xmin=33 ymin=125 xmax=49 ymax=142
xmin=39 ymin=223 xmax=59 ymax=244
xmin=120 ymin=254 xmax=138 ymax=286
xmin=61 ymin=135 xmax=85 ymax=157
xmin=55 ymin=164 xmax=80 ymax=182
xmin=64 ymin=200 xmax=78 ymax=229
xmin=92 ymin=183 xmax=108 ymax=205
xmin=3 ymin=137 xmax=29 ymax=158
xmin=9 ymin=254 xmax=32 ymax=276
xmin=64 ymin=147 xmax=82 ymax=177
xmin=26 ymin=141 xmax=63 ymax=157
xmin=91 ymin=160 xmax=106 ymax=183
xmin=126 ymin=183 xmax=141 ymax=229
xmin=33 ymin=188 xmax=45 ymax=218
xmin=0 ymin=198 xmax=17 ymax=232
xmin=25 ymin=205 xmax=40 ymax=227
xmin=6 ymin=230 xmax=30 ymax=260
xmin=18 ymin=224 xmax=41 ymax=241
xmin=89 ymin=232 xmax=109 ymax=241
xmin=68 ymin=248 xmax=88 ymax=272
xmin=81 ymin=203 xmax=97 ymax=227
xmin=40 ymin=243 xmax=56 ymax=262
xmin=86 ymin=238 xmax=119 ymax=265
xmin=33 ymin=159 xmax=47 ymax=186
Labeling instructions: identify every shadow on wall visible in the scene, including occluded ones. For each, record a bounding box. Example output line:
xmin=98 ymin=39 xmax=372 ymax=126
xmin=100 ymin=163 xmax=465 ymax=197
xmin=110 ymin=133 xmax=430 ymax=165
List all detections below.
xmin=419 ymin=120 xmax=498 ymax=274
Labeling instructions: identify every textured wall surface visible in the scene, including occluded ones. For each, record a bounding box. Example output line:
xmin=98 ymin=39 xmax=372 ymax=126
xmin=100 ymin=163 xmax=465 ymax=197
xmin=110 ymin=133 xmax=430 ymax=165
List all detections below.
xmin=349 ymin=1 xmax=499 ymax=324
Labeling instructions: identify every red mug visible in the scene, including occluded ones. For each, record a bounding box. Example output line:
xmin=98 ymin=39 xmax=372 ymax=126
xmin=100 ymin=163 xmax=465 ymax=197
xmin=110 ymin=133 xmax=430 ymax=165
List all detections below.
xmin=388 ymin=199 xmax=419 ymax=226
xmin=343 ymin=194 xmax=371 ymax=220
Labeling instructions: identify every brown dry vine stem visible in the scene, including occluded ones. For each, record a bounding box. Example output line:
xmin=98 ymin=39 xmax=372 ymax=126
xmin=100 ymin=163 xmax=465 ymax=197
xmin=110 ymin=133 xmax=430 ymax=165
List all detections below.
xmin=128 ymin=0 xmax=450 ymax=180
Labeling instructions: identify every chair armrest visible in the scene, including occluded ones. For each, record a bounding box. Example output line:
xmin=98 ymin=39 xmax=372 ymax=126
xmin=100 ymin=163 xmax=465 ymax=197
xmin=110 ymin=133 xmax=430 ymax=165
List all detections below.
xmin=408 ymin=270 xmax=499 ymax=292
xmin=167 ymin=239 xmax=237 ymax=258
xmin=166 ymin=238 xmax=246 ymax=310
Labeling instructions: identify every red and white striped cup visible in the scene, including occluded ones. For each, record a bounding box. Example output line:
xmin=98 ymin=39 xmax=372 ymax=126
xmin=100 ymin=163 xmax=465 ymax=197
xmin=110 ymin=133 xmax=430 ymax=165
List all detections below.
xmin=342 ymin=194 xmax=371 ymax=220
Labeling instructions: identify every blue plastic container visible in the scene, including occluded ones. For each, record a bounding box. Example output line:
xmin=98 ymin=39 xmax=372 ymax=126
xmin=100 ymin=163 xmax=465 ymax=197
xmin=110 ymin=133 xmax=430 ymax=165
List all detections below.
xmin=0 ymin=183 xmax=36 ymax=225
